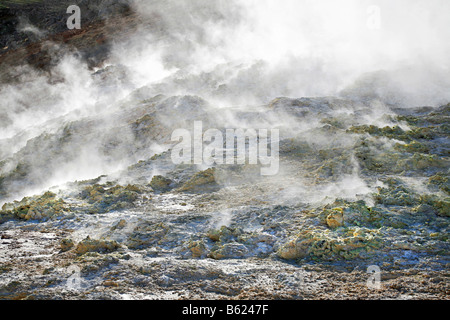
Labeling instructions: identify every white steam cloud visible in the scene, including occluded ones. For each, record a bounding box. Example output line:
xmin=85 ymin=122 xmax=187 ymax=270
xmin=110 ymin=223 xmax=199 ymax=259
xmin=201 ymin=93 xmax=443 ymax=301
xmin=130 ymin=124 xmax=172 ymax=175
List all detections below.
xmin=117 ymin=0 xmax=450 ymax=106
xmin=1 ymin=0 xmax=449 ymax=203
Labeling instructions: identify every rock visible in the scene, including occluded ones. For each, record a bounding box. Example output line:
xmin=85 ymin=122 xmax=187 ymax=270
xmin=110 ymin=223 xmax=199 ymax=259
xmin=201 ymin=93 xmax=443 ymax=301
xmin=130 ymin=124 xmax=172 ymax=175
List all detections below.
xmin=125 ymin=222 xmax=169 ymax=250
xmin=206 ymin=229 xmax=221 ymax=242
xmin=79 ymin=183 xmax=145 ymax=213
xmin=209 ymin=243 xmax=249 ymax=260
xmin=60 ymin=239 xmax=75 ymax=252
xmin=433 ymin=199 xmax=450 ymax=217
xmin=277 ymin=238 xmax=312 ymax=260
xmin=187 ymin=240 xmax=209 ymax=258
xmin=392 ymin=241 xmax=416 ymax=250
xmin=177 ymin=168 xmax=218 ymax=193
xmin=75 ymin=236 xmax=120 ymax=255
xmin=326 ymin=208 xmax=344 ymax=228
xmin=206 ymin=226 xmax=241 ymax=243
xmin=150 ymin=175 xmax=173 ymax=192
xmin=203 ymin=227 xmax=275 ymax=259
xmin=427 ymin=174 xmax=450 ymax=195
xmin=413 ymin=204 xmax=435 ymax=214
xmin=110 ymin=219 xmax=127 ymax=231
xmin=0 ymin=191 xmax=66 ymax=222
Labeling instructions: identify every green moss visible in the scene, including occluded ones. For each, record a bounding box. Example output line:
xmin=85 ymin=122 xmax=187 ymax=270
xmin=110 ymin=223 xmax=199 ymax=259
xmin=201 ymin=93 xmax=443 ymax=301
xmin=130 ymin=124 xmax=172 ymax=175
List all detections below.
xmin=394 ymin=141 xmax=429 ymax=153
xmin=277 ymin=226 xmax=382 ymax=261
xmin=320 ymin=117 xmax=348 ymax=129
xmin=373 ymin=179 xmax=449 ymax=218
xmin=79 ymin=183 xmax=144 ymax=213
xmin=400 ymin=153 xmax=447 ymax=171
xmin=354 ymin=141 xmax=404 ymax=174
xmin=0 ymin=191 xmax=66 ymax=222
xmin=317 ymin=200 xmax=384 ymax=229
xmin=194 ymin=226 xmax=277 ymax=259
xmin=431 ymin=198 xmax=450 ymax=217
xmin=314 ymin=157 xmax=354 ymax=180
xmin=428 ymin=174 xmax=450 ymax=195
xmin=206 ymin=226 xmax=242 ymax=243
xmin=404 ymin=127 xmax=437 ymax=140
xmin=347 ymin=125 xmax=405 ymax=138
xmin=397 ymin=105 xmax=450 ymax=128
xmin=279 ymin=139 xmax=313 ymax=157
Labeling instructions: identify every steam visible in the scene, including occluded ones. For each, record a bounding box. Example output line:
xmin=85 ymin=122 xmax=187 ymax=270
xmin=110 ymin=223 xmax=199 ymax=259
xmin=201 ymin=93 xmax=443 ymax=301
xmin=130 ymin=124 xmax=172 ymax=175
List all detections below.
xmin=120 ymin=0 xmax=450 ymax=106
xmin=17 ymin=17 xmax=47 ymax=40
xmin=1 ymin=0 xmax=449 ymax=204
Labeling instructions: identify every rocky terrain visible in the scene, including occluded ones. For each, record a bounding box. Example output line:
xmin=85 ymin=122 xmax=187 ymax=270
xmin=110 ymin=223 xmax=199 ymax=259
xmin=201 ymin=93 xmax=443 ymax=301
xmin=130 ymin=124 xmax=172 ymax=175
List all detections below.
xmin=0 ymin=1 xmax=448 ymax=300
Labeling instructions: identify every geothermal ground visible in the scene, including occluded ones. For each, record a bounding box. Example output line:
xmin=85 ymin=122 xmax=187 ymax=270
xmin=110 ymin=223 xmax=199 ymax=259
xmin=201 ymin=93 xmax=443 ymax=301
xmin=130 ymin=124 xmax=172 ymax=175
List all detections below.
xmin=0 ymin=1 xmax=448 ymax=300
